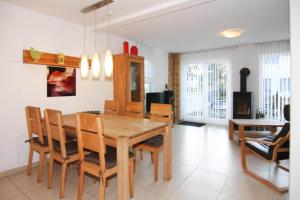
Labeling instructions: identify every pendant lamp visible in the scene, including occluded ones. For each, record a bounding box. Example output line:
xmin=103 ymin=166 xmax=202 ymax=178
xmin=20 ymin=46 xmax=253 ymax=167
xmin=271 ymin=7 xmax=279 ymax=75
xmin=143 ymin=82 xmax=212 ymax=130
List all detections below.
xmin=91 ymin=10 xmax=100 ymax=79
xmin=80 ymin=14 xmax=89 ymax=78
xmin=104 ymin=3 xmax=113 ymax=77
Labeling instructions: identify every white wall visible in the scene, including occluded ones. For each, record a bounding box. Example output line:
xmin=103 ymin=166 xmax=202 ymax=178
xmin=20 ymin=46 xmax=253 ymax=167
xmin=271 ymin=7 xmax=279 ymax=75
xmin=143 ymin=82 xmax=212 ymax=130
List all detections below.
xmin=141 ymin=44 xmax=168 ymax=93
xmin=289 ymin=0 xmax=300 ymax=199
xmin=0 ymin=2 xmax=168 ymax=172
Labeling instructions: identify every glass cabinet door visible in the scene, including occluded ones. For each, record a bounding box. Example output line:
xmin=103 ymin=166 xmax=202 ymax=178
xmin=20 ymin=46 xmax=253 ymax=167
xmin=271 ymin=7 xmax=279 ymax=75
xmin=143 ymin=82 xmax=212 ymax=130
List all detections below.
xmin=129 ymin=61 xmax=141 ymax=102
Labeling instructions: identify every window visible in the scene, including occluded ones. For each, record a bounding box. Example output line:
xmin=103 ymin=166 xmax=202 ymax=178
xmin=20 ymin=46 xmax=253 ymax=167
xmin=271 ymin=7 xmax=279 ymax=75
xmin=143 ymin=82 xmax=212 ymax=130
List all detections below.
xmin=181 ymin=49 xmax=231 ymax=124
xmin=259 ymin=41 xmax=290 ymax=120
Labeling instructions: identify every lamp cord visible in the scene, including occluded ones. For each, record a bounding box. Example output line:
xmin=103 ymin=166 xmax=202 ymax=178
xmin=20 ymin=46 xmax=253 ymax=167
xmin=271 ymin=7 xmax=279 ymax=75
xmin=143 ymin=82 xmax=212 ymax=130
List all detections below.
xmin=94 ymin=10 xmax=97 ymax=51
xmin=83 ymin=14 xmax=86 ymax=54
xmin=107 ymin=2 xmax=110 ymax=50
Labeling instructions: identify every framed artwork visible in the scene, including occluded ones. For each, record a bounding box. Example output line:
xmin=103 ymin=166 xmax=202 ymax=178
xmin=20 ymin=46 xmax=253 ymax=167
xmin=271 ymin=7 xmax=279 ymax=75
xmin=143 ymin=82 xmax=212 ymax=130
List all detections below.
xmin=47 ymin=66 xmax=76 ymax=97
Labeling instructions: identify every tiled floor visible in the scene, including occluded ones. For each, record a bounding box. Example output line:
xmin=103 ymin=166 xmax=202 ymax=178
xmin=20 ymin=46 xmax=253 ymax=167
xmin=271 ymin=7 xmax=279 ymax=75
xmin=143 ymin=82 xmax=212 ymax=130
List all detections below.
xmin=0 ymin=124 xmax=289 ymax=200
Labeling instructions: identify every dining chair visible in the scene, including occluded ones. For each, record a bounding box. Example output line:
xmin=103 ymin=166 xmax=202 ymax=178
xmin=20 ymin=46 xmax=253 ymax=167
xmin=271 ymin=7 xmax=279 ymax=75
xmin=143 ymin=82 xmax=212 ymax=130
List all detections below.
xmin=25 ymin=106 xmax=50 ymax=183
xmin=240 ymin=104 xmax=290 ymax=193
xmin=125 ymin=102 xmax=144 ymax=118
xmin=104 ymin=100 xmax=118 ymax=115
xmin=136 ymin=103 xmax=173 ymax=181
xmin=44 ymin=109 xmax=79 ymax=198
xmin=76 ymin=113 xmax=135 ymax=200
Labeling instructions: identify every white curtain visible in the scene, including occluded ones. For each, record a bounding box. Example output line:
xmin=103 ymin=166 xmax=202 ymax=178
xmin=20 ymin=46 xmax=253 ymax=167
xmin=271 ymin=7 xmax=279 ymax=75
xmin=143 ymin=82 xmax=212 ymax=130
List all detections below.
xmin=180 ymin=48 xmax=232 ymax=124
xmin=258 ymin=40 xmax=290 ymax=120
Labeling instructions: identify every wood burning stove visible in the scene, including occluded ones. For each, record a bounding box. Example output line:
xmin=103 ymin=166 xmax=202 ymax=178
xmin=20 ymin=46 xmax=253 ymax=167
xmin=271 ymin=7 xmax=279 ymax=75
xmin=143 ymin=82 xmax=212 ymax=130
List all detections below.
xmin=233 ymin=68 xmax=253 ymax=119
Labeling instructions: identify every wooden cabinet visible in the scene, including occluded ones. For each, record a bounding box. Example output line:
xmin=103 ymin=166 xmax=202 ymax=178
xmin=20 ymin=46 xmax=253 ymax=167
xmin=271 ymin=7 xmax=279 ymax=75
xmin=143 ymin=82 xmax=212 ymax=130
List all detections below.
xmin=113 ymin=54 xmax=144 ymax=115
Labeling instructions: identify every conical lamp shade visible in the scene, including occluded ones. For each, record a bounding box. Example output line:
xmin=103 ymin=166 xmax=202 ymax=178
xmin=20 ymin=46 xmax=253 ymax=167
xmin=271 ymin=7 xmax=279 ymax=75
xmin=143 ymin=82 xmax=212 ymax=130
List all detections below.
xmin=80 ymin=54 xmax=89 ymax=78
xmin=104 ymin=50 xmax=113 ymax=77
xmin=91 ymin=53 xmax=100 ymax=79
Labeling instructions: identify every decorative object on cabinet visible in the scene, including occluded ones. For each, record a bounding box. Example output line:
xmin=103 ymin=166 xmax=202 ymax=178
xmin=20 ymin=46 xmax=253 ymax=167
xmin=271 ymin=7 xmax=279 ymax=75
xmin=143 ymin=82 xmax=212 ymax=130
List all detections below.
xmin=130 ymin=46 xmax=138 ymax=55
xmin=30 ymin=47 xmax=42 ymax=62
xmin=23 ymin=49 xmax=89 ymax=68
xmin=47 ymin=66 xmax=76 ymax=97
xmin=57 ymin=53 xmax=65 ymax=65
xmin=123 ymin=41 xmax=129 ymax=54
xmin=113 ymin=54 xmax=144 ymax=115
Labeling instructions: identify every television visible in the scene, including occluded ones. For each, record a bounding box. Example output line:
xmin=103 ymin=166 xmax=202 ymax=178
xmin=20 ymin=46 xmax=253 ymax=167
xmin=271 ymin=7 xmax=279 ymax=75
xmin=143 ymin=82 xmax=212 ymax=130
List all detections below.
xmin=146 ymin=91 xmax=173 ymax=113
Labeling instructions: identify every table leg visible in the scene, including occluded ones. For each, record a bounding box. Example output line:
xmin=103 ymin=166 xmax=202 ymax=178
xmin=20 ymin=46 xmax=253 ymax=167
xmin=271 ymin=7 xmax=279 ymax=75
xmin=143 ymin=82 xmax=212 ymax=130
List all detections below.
xmin=229 ymin=120 xmax=234 ymax=140
xmin=163 ymin=125 xmax=172 ymax=180
xmin=270 ymin=126 xmax=277 ymax=133
xmin=117 ymin=136 xmax=129 ymax=200
xmin=238 ymin=125 xmax=245 ymax=140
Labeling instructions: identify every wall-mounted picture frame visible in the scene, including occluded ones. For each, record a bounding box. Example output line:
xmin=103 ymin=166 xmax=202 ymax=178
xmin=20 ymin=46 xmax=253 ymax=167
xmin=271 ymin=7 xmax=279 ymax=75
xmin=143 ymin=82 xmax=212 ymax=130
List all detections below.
xmin=47 ymin=66 xmax=76 ymax=97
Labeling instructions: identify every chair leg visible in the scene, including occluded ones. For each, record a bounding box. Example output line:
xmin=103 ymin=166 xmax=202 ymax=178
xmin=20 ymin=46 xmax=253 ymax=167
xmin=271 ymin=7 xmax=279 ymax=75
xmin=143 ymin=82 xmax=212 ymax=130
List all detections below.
xmin=153 ymin=152 xmax=159 ymax=181
xmin=133 ymin=158 xmax=136 ymax=173
xmin=129 ymin=161 xmax=134 ymax=198
xmin=275 ymin=160 xmax=289 ymax=172
xmin=240 ymin=141 xmax=247 ymax=171
xmin=99 ymin=177 xmax=106 ymax=200
xmin=48 ymin=156 xmax=54 ymax=189
xmin=77 ymin=165 xmax=85 ymax=200
xmin=27 ymin=146 xmax=34 ymax=176
xmin=241 ymin=143 xmax=288 ymax=193
xmin=139 ymin=149 xmax=143 ymax=160
xmin=151 ymin=152 xmax=154 ymax=163
xmin=60 ymin=162 xmax=68 ymax=198
xmin=37 ymin=152 xmax=45 ymax=183
xmin=245 ymin=168 xmax=289 ymax=193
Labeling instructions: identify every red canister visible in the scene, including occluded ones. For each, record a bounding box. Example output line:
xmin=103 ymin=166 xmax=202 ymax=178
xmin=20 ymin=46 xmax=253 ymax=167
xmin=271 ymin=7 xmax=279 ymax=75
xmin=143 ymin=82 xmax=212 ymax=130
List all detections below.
xmin=130 ymin=46 xmax=138 ymax=55
xmin=130 ymin=46 xmax=135 ymax=55
xmin=123 ymin=41 xmax=129 ymax=54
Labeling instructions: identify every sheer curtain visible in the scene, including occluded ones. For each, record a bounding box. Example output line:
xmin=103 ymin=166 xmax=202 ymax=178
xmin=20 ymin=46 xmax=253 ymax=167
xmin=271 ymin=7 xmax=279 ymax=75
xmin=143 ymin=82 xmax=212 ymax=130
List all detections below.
xmin=180 ymin=48 xmax=232 ymax=124
xmin=258 ymin=41 xmax=290 ymax=120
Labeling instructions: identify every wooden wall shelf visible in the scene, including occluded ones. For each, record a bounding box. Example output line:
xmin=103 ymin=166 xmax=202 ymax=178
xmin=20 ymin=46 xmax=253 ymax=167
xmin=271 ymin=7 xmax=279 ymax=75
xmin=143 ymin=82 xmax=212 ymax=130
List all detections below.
xmin=23 ymin=49 xmax=84 ymax=68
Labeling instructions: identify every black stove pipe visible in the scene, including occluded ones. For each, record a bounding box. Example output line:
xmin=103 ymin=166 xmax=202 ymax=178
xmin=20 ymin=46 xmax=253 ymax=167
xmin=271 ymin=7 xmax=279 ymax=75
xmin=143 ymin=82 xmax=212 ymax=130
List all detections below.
xmin=240 ymin=68 xmax=250 ymax=93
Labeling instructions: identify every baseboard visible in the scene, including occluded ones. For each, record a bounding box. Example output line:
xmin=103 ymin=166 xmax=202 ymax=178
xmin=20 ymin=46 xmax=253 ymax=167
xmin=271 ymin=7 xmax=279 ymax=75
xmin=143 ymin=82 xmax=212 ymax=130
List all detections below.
xmin=0 ymin=161 xmax=39 ymax=178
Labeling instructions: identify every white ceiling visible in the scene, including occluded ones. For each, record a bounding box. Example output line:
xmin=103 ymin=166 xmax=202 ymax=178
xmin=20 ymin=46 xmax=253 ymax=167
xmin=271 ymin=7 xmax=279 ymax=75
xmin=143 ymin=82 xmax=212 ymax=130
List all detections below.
xmin=1 ymin=0 xmax=289 ymax=53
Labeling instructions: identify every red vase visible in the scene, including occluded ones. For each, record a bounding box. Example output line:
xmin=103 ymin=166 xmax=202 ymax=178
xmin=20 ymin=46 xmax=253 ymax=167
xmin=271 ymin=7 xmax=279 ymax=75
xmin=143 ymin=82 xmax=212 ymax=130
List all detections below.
xmin=130 ymin=46 xmax=135 ymax=55
xmin=130 ymin=46 xmax=138 ymax=55
xmin=123 ymin=41 xmax=129 ymax=54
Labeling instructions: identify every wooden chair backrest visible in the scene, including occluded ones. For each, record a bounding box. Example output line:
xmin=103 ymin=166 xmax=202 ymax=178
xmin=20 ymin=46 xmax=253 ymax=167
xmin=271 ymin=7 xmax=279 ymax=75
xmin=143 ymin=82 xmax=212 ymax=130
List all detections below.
xmin=44 ymin=109 xmax=68 ymax=158
xmin=104 ymin=100 xmax=118 ymax=115
xmin=25 ymin=106 xmax=44 ymax=144
xmin=272 ymin=130 xmax=290 ymax=161
xmin=76 ymin=113 xmax=106 ymax=171
xmin=150 ymin=103 xmax=173 ymax=124
xmin=126 ymin=102 xmax=144 ymax=118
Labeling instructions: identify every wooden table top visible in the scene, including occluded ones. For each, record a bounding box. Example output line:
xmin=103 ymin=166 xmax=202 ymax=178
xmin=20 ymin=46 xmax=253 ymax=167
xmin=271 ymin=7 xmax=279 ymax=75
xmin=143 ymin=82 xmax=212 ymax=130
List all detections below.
xmin=229 ymin=118 xmax=285 ymax=126
xmin=63 ymin=114 xmax=168 ymax=139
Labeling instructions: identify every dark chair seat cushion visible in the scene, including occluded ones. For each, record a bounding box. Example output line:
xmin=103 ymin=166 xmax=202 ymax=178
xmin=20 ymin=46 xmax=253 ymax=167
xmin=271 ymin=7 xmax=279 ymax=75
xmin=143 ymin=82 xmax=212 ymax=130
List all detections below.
xmin=245 ymin=132 xmax=289 ymax=161
xmin=32 ymin=136 xmax=48 ymax=146
xmin=53 ymin=140 xmax=78 ymax=156
xmin=66 ymin=134 xmax=77 ymax=142
xmin=84 ymin=146 xmax=134 ymax=169
xmin=143 ymin=135 xmax=164 ymax=147
xmin=245 ymin=139 xmax=271 ymax=160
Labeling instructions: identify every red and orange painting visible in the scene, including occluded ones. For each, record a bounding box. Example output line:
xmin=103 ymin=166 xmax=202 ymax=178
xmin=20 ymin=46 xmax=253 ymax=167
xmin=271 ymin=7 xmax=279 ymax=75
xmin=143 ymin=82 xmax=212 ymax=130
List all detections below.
xmin=47 ymin=66 xmax=76 ymax=97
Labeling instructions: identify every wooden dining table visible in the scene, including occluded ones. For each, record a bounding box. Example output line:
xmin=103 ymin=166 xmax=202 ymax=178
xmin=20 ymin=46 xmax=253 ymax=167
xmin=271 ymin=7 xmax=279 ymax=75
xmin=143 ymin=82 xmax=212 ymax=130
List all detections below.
xmin=62 ymin=114 xmax=172 ymax=200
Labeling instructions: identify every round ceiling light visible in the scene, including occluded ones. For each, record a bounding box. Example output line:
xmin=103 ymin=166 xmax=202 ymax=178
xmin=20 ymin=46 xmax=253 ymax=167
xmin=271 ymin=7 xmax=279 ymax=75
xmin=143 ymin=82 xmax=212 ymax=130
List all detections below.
xmin=221 ymin=29 xmax=243 ymax=38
